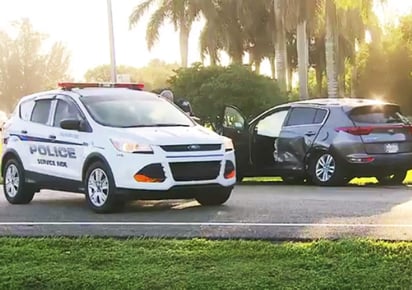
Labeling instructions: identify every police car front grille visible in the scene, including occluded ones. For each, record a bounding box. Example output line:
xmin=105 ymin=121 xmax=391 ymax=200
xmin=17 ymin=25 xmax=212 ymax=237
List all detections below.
xmin=169 ymin=161 xmax=221 ymax=181
xmin=161 ymin=144 xmax=222 ymax=152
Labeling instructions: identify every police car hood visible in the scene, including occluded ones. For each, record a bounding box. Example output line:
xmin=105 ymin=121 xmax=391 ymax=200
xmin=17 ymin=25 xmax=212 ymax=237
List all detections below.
xmin=122 ymin=125 xmax=223 ymax=145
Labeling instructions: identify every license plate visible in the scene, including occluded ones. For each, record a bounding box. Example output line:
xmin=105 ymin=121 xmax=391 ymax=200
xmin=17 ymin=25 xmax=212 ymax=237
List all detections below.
xmin=384 ymin=143 xmax=399 ymax=153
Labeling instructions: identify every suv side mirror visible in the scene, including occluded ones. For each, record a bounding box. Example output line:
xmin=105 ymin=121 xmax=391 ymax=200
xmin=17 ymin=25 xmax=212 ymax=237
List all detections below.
xmin=60 ymin=119 xmax=82 ymax=131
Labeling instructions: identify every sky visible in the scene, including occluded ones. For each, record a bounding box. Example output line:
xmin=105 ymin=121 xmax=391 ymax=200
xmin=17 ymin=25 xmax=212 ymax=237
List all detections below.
xmin=0 ymin=0 xmax=412 ymax=81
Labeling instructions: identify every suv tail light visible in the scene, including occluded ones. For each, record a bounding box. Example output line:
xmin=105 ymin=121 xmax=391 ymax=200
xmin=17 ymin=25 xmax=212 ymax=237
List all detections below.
xmin=336 ymin=125 xmax=412 ymax=136
xmin=335 ymin=126 xmax=373 ymax=136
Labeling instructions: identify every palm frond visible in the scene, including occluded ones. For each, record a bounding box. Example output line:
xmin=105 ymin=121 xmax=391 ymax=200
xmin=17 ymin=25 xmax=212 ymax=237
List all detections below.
xmin=146 ymin=2 xmax=169 ymax=50
xmin=129 ymin=0 xmax=157 ymax=29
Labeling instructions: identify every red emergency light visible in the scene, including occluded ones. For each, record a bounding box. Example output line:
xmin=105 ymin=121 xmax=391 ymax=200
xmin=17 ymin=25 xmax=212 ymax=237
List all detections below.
xmin=58 ymin=82 xmax=145 ymax=91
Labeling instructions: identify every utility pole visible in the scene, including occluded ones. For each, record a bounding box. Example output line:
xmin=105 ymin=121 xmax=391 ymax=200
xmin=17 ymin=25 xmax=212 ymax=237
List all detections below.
xmin=107 ymin=0 xmax=117 ymax=82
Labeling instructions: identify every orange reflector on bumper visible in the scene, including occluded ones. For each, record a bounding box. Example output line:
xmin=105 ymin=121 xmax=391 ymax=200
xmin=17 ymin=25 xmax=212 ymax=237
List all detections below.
xmin=224 ymin=170 xmax=236 ymax=179
xmin=134 ymin=174 xmax=162 ymax=183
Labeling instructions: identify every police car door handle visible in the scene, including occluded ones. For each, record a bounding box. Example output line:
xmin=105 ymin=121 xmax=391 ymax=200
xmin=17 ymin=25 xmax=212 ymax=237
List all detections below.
xmin=21 ymin=130 xmax=27 ymax=134
xmin=49 ymin=135 xmax=56 ymax=140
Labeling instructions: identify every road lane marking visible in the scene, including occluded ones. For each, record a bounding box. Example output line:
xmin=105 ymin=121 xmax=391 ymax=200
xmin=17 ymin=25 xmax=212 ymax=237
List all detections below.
xmin=1 ymin=222 xmax=412 ymax=228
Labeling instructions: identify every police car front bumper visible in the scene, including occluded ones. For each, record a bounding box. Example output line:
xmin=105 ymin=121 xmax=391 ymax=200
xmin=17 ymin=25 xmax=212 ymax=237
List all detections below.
xmin=110 ymin=148 xmax=236 ymax=191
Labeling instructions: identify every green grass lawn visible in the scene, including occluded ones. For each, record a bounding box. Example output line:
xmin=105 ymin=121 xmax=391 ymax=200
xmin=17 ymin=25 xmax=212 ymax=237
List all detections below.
xmin=0 ymin=238 xmax=411 ymax=289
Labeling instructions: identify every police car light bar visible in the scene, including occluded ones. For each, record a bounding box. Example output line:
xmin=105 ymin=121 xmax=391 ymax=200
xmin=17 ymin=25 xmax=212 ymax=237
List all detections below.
xmin=58 ymin=82 xmax=145 ymax=91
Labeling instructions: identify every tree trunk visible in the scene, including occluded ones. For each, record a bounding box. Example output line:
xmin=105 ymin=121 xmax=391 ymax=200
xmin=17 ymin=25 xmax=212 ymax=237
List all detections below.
xmin=179 ymin=21 xmax=189 ymax=68
xmin=269 ymin=55 xmax=276 ymax=79
xmin=274 ymin=0 xmax=288 ymax=92
xmin=297 ymin=20 xmax=309 ymax=100
xmin=351 ymin=63 xmax=357 ymax=98
xmin=325 ymin=0 xmax=339 ymax=98
xmin=315 ymin=67 xmax=324 ymax=97
xmin=255 ymin=59 xmax=261 ymax=74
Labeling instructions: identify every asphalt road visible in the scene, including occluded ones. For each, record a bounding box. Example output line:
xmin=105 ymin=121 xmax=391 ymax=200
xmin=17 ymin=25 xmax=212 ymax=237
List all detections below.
xmin=1 ymin=182 xmax=412 ymax=240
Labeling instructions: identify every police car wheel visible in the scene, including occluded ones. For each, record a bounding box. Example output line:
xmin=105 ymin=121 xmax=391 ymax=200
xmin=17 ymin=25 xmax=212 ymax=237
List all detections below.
xmin=3 ymin=159 xmax=35 ymax=204
xmin=195 ymin=187 xmax=232 ymax=206
xmin=84 ymin=161 xmax=122 ymax=213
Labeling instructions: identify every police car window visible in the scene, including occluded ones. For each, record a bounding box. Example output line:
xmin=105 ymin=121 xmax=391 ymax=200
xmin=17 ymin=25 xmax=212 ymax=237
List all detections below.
xmin=256 ymin=110 xmax=288 ymax=138
xmin=54 ymin=100 xmax=82 ymax=127
xmin=80 ymin=95 xmax=194 ymax=128
xmin=20 ymin=99 xmax=35 ymax=121
xmin=31 ymin=100 xmax=52 ymax=125
xmin=285 ymin=107 xmax=317 ymax=126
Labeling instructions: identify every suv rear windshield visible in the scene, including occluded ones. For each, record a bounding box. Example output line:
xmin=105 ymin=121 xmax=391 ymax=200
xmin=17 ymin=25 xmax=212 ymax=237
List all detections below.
xmin=349 ymin=105 xmax=411 ymax=125
xmin=80 ymin=95 xmax=194 ymax=128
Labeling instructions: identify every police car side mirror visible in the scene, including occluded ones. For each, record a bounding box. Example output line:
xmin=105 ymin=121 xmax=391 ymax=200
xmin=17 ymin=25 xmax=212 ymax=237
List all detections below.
xmin=60 ymin=119 xmax=82 ymax=131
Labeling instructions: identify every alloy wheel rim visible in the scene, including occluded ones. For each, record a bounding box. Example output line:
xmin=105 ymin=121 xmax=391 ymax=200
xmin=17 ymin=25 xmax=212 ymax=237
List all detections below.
xmin=5 ymin=164 xmax=19 ymax=198
xmin=315 ymin=154 xmax=336 ymax=182
xmin=88 ymin=168 xmax=109 ymax=207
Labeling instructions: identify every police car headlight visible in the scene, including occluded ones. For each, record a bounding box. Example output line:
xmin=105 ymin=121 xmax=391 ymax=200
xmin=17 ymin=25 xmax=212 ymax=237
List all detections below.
xmin=110 ymin=139 xmax=153 ymax=154
xmin=224 ymin=137 xmax=234 ymax=152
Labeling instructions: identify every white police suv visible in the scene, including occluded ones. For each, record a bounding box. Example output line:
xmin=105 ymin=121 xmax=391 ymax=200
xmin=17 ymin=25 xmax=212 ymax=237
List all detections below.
xmin=1 ymin=83 xmax=236 ymax=213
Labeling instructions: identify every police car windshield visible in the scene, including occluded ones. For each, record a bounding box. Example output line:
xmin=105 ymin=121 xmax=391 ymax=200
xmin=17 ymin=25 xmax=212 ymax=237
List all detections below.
xmin=80 ymin=94 xmax=194 ymax=128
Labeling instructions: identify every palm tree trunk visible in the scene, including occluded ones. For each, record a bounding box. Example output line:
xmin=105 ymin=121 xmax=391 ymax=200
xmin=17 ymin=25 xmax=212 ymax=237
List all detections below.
xmin=315 ymin=67 xmax=324 ymax=97
xmin=325 ymin=0 xmax=339 ymax=98
xmin=274 ymin=0 xmax=288 ymax=92
xmin=269 ymin=55 xmax=276 ymax=79
xmin=255 ymin=59 xmax=262 ymax=74
xmin=297 ymin=20 xmax=309 ymax=100
xmin=179 ymin=21 xmax=189 ymax=68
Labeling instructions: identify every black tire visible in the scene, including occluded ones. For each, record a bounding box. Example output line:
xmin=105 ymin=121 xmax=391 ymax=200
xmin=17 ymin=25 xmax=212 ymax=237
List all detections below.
xmin=84 ymin=161 xmax=123 ymax=213
xmin=2 ymin=159 xmax=35 ymax=204
xmin=196 ymin=187 xmax=232 ymax=206
xmin=309 ymin=152 xmax=346 ymax=186
xmin=376 ymin=171 xmax=407 ymax=185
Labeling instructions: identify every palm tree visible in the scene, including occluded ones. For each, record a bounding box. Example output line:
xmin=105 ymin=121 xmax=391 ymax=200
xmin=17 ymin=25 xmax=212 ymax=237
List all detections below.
xmin=274 ymin=0 xmax=288 ymax=92
xmin=129 ymin=0 xmax=201 ymax=68
xmin=325 ymin=0 xmax=339 ymax=98
xmin=292 ymin=0 xmax=322 ymax=100
xmin=324 ymin=0 xmax=377 ymax=98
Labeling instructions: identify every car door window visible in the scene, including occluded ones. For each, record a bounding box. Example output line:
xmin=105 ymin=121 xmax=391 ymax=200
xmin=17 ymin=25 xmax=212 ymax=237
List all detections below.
xmin=313 ymin=109 xmax=327 ymax=124
xmin=223 ymin=107 xmax=245 ymax=130
xmin=285 ymin=108 xmax=318 ymax=126
xmin=20 ymin=99 xmax=35 ymax=121
xmin=256 ymin=110 xmax=289 ymax=138
xmin=31 ymin=100 xmax=52 ymax=125
xmin=54 ymin=99 xmax=82 ymax=127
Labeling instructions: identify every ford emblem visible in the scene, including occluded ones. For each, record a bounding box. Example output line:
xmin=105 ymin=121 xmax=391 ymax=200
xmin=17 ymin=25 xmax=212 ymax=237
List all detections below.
xmin=188 ymin=144 xmax=200 ymax=151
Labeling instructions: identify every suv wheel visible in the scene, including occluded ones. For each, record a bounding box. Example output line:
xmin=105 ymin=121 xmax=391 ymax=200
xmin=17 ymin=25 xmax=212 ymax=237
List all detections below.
xmin=196 ymin=187 xmax=232 ymax=206
xmin=376 ymin=171 xmax=407 ymax=185
xmin=85 ymin=161 xmax=123 ymax=213
xmin=3 ymin=159 xmax=35 ymax=204
xmin=309 ymin=153 xmax=345 ymax=186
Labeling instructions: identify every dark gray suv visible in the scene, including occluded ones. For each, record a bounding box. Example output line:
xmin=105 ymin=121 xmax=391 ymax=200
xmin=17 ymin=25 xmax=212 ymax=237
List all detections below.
xmin=221 ymin=98 xmax=412 ymax=186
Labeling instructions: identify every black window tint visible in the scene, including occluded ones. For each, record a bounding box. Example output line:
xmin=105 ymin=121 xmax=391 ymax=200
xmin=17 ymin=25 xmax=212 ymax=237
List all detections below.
xmin=20 ymin=100 xmax=35 ymax=121
xmin=54 ymin=100 xmax=82 ymax=127
xmin=314 ymin=109 xmax=327 ymax=124
xmin=286 ymin=108 xmax=317 ymax=126
xmin=350 ymin=105 xmax=409 ymax=125
xmin=31 ymin=100 xmax=51 ymax=124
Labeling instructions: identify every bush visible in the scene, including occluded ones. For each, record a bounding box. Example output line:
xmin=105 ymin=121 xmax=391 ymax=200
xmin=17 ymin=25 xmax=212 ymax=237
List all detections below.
xmin=168 ymin=63 xmax=286 ymax=126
